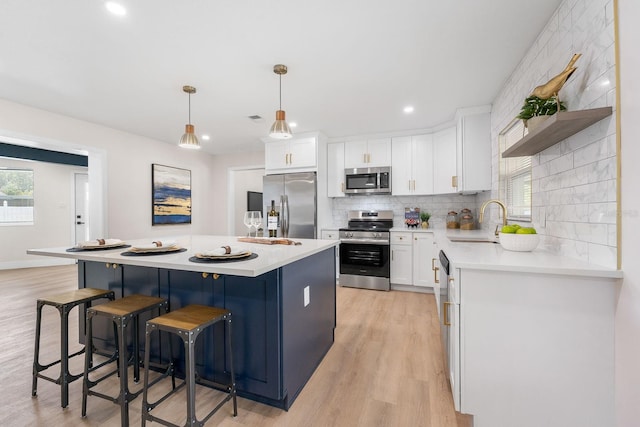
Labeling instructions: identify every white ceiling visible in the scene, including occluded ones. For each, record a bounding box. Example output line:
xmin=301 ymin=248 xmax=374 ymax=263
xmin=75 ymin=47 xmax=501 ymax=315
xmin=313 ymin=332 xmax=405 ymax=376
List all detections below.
xmin=0 ymin=0 xmax=563 ymax=155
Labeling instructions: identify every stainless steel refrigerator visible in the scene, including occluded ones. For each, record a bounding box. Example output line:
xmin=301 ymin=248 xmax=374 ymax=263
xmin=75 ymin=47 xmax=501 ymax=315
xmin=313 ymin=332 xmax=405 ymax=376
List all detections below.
xmin=262 ymin=172 xmax=317 ymax=239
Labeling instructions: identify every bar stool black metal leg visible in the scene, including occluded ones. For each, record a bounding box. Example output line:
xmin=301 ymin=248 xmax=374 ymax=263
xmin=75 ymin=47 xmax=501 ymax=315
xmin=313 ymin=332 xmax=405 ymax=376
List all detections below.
xmin=117 ymin=316 xmax=130 ymax=427
xmin=226 ymin=314 xmax=237 ymax=417
xmin=31 ymin=301 xmax=44 ymax=398
xmin=60 ymin=304 xmax=70 ymax=408
xmin=184 ymin=330 xmax=197 ymax=426
xmin=81 ymin=311 xmax=94 ymax=418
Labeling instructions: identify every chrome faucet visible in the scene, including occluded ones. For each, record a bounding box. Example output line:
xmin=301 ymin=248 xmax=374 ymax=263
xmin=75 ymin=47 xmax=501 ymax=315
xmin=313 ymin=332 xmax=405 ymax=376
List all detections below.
xmin=479 ymin=199 xmax=508 ymax=236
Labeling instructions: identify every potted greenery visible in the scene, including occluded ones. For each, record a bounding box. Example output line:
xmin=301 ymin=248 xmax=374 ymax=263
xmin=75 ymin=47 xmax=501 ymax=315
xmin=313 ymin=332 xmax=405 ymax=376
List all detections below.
xmin=517 ymin=95 xmax=566 ymax=131
xmin=420 ymin=212 xmax=431 ymax=229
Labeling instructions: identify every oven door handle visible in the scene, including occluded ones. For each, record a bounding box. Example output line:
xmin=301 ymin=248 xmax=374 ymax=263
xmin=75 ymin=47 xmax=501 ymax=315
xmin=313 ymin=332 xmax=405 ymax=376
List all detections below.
xmin=339 ymin=238 xmax=389 ymax=245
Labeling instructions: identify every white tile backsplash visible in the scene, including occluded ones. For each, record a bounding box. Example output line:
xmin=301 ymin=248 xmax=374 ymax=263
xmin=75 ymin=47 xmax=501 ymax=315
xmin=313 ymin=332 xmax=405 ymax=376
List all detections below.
xmin=491 ymin=0 xmax=616 ymax=268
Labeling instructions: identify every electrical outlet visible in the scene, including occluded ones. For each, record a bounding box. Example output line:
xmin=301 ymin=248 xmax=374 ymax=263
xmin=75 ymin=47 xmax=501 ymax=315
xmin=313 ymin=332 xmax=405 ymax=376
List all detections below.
xmin=303 ymin=286 xmax=310 ymax=307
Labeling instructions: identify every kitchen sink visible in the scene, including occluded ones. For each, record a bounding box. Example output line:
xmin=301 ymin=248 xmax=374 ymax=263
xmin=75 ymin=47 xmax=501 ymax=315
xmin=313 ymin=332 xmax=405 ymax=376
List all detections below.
xmin=447 ymin=236 xmax=499 ymax=244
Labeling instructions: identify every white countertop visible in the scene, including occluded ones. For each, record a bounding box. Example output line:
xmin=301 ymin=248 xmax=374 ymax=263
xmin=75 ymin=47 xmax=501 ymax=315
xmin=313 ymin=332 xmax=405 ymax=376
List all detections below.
xmin=27 ymin=235 xmax=339 ymax=278
xmin=435 ymin=229 xmax=622 ymax=279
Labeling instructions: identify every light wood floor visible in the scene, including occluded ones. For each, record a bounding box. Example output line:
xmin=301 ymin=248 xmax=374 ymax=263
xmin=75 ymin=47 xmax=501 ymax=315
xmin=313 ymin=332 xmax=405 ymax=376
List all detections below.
xmin=0 ymin=265 xmax=471 ymax=427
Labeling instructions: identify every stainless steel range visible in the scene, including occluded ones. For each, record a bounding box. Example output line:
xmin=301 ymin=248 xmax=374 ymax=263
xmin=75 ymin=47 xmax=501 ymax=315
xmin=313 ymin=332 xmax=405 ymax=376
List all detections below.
xmin=339 ymin=210 xmax=393 ymax=291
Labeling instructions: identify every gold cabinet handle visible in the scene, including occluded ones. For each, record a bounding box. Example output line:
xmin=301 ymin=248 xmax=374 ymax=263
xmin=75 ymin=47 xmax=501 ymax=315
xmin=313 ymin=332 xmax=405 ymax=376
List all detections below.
xmin=363 ymin=153 xmax=367 ymax=163
xmin=213 ymin=273 xmax=220 ymax=280
xmin=452 ymin=176 xmax=458 ymax=188
xmin=289 ymin=153 xmax=293 ymax=164
xmin=202 ymin=272 xmax=209 ymax=278
xmin=112 ymin=263 xmax=118 ymax=269
xmin=105 ymin=263 xmax=110 ymax=268
xmin=432 ymin=258 xmax=436 ymax=270
xmin=444 ymin=301 xmax=451 ymax=326
xmin=434 ymin=266 xmax=439 ymax=284
xmin=341 ymin=182 xmax=344 ymax=192
xmin=408 ymin=180 xmax=411 ymax=190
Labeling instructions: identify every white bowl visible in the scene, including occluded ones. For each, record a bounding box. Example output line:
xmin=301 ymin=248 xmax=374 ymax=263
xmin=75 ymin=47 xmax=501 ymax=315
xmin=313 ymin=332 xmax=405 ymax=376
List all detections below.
xmin=498 ymin=232 xmax=539 ymax=252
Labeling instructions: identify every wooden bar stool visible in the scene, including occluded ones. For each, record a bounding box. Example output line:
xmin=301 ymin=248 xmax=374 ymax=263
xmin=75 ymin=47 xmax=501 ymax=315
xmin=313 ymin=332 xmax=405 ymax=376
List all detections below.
xmin=32 ymin=287 xmax=115 ymax=408
xmin=141 ymin=304 xmax=237 ymax=427
xmin=82 ymin=294 xmax=168 ymax=427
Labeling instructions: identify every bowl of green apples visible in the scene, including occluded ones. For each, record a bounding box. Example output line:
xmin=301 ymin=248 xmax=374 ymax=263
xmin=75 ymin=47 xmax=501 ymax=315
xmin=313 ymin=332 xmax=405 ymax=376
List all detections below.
xmin=498 ymin=224 xmax=539 ymax=252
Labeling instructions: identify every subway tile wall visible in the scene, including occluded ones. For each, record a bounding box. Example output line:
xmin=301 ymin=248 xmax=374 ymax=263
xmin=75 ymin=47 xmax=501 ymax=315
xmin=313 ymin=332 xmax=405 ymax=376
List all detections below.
xmin=490 ymin=0 xmax=617 ymax=267
xmin=329 ymin=194 xmax=478 ymax=229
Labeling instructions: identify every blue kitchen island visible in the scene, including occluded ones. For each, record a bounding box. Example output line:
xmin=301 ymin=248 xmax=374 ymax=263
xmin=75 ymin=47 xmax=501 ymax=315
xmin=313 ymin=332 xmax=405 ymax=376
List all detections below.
xmin=28 ymin=236 xmax=338 ymax=410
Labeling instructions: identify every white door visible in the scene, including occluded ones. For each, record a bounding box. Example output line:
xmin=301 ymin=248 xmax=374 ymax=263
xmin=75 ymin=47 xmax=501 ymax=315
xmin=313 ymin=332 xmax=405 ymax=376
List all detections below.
xmin=74 ymin=173 xmax=90 ymax=243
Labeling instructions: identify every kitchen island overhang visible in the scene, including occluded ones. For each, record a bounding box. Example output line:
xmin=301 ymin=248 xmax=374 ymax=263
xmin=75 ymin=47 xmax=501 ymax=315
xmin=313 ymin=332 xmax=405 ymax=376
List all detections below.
xmin=28 ymin=236 xmax=339 ymax=410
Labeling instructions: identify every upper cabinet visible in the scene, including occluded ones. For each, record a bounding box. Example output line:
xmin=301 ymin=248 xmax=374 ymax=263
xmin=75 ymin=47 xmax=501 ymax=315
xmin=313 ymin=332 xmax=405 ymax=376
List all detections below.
xmin=327 ymin=142 xmax=346 ymax=198
xmin=455 ymin=108 xmax=491 ymax=194
xmin=265 ymin=136 xmax=317 ymax=174
xmin=344 ymin=138 xmax=391 ymax=168
xmin=432 ymin=126 xmax=457 ymax=194
xmin=392 ymin=134 xmax=433 ymax=195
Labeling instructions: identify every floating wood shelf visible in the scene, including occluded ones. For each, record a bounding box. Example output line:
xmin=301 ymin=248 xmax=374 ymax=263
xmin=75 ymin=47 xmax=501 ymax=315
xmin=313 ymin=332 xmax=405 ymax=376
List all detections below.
xmin=502 ymin=107 xmax=613 ymax=158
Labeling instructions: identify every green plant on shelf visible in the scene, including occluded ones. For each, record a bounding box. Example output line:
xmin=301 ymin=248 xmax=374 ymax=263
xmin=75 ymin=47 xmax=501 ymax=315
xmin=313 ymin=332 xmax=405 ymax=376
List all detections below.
xmin=517 ymin=95 xmax=566 ymax=121
xmin=420 ymin=212 xmax=431 ymax=223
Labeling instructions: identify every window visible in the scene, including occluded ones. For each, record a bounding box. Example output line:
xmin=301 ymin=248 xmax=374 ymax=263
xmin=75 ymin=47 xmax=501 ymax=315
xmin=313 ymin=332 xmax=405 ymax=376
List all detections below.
xmin=499 ymin=119 xmax=531 ymax=221
xmin=0 ymin=168 xmax=34 ymax=224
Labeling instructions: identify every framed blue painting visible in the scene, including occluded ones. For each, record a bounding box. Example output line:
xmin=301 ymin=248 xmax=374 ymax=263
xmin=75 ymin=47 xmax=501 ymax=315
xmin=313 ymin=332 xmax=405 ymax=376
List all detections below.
xmin=152 ymin=164 xmax=192 ymax=225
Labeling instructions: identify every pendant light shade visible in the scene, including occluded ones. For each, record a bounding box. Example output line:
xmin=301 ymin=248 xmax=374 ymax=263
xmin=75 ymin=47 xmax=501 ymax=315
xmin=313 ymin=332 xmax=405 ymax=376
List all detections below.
xmin=269 ymin=64 xmax=292 ymax=139
xmin=179 ymin=85 xmax=200 ymax=149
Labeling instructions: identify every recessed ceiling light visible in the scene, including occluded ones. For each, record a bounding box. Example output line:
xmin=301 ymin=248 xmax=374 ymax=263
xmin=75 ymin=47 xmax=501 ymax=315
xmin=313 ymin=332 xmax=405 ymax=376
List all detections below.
xmin=403 ymin=106 xmax=414 ymax=114
xmin=105 ymin=2 xmax=126 ymax=16
xmin=201 ymin=134 xmax=210 ymax=141
xmin=289 ymin=122 xmax=298 ymax=128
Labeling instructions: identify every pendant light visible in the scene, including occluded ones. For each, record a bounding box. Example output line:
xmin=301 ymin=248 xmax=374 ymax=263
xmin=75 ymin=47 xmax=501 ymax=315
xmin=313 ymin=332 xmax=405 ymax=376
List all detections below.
xmin=269 ymin=64 xmax=292 ymax=139
xmin=179 ymin=85 xmax=200 ymax=149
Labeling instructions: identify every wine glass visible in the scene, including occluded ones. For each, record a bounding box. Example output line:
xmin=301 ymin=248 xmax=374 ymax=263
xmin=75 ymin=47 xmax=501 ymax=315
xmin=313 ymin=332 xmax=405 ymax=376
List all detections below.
xmin=251 ymin=211 xmax=262 ymax=237
xmin=243 ymin=212 xmax=253 ymax=237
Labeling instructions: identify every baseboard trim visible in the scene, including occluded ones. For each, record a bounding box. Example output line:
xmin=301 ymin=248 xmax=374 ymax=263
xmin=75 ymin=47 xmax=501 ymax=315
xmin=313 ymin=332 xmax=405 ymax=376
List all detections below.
xmin=0 ymin=258 xmax=75 ymax=270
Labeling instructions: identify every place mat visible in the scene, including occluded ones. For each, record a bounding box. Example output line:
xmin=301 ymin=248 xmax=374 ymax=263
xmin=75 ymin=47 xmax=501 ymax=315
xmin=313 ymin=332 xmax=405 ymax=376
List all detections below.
xmin=189 ymin=253 xmax=258 ymax=263
xmin=121 ymin=248 xmax=187 ymax=256
xmin=67 ymin=244 xmax=131 ymax=252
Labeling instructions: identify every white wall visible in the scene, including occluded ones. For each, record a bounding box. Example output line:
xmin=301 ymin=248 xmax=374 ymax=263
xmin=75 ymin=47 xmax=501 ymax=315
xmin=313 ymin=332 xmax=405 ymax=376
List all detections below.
xmin=0 ymin=98 xmax=264 ymax=267
xmin=208 ymin=150 xmax=266 ymax=235
xmin=231 ymin=168 xmax=265 ymax=236
xmin=0 ymin=157 xmax=86 ymax=268
xmin=616 ymin=1 xmax=640 ymax=425
xmin=490 ymin=0 xmax=617 ymax=268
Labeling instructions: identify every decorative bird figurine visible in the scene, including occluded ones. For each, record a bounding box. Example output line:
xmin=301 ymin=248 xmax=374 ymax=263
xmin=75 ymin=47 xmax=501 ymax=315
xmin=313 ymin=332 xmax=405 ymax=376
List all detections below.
xmin=531 ymin=53 xmax=582 ymax=99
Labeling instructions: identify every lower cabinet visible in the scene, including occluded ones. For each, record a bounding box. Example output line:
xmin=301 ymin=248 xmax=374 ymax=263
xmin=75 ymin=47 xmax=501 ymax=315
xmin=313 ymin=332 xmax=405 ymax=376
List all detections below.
xmin=390 ymin=232 xmax=412 ymax=285
xmin=390 ymin=231 xmax=435 ymax=289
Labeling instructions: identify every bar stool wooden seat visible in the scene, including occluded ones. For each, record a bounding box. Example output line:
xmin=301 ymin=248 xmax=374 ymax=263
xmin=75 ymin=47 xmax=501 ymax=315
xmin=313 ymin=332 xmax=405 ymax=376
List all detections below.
xmin=82 ymin=294 xmax=168 ymax=427
xmin=141 ymin=304 xmax=237 ymax=427
xmin=32 ymin=287 xmax=115 ymax=408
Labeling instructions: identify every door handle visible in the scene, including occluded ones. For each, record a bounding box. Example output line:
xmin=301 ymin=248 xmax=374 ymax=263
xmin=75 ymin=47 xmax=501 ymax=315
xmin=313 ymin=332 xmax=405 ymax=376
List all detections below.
xmin=444 ymin=301 xmax=451 ymax=326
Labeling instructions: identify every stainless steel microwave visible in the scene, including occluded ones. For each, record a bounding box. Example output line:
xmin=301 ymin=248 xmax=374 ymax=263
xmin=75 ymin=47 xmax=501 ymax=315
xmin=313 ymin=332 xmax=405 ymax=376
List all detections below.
xmin=344 ymin=167 xmax=391 ymax=195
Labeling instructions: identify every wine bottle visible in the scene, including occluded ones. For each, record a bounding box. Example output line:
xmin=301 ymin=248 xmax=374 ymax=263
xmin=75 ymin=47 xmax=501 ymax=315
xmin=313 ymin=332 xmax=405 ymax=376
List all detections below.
xmin=268 ymin=200 xmax=278 ymax=238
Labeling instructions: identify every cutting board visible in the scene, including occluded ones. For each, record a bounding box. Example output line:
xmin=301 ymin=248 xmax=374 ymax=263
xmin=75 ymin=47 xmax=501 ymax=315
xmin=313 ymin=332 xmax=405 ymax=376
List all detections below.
xmin=237 ymin=237 xmax=301 ymax=245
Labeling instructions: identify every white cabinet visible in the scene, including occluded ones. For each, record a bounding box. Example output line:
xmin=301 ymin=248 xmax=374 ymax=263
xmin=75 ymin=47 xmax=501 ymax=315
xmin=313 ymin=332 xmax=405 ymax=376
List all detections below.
xmin=265 ymin=136 xmax=317 ymax=173
xmin=390 ymin=232 xmax=412 ymax=285
xmin=344 ymin=138 xmax=391 ymax=168
xmin=451 ymin=268 xmax=617 ymax=427
xmin=412 ymin=232 xmax=435 ymax=287
xmin=321 ymin=229 xmax=340 ymax=279
xmin=390 ymin=231 xmax=435 ymax=289
xmin=391 ymin=134 xmax=433 ymax=195
xmin=455 ymin=110 xmax=491 ymax=193
xmin=327 ymin=142 xmax=345 ymax=197
xmin=432 ymin=126 xmax=457 ymax=194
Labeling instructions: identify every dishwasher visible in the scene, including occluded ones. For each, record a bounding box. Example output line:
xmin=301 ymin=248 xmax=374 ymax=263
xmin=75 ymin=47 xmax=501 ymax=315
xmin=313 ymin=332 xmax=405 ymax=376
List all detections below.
xmin=438 ymin=249 xmax=460 ymax=411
